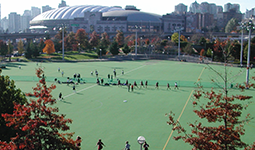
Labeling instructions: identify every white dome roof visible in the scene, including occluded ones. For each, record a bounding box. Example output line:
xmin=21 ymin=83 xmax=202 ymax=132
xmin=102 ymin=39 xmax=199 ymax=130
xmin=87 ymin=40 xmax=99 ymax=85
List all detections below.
xmin=33 ymin=5 xmax=123 ymax=20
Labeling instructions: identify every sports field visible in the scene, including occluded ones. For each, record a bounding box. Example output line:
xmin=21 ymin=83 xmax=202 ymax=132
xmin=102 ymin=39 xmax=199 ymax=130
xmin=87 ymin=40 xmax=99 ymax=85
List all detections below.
xmin=2 ymin=60 xmax=255 ymax=150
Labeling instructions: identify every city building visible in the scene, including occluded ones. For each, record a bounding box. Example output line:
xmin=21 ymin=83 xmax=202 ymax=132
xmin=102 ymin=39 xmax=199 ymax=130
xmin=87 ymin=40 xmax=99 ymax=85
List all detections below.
xmin=58 ymin=0 xmax=67 ymax=8
xmin=216 ymin=6 xmax=223 ymax=14
xmin=174 ymin=3 xmax=187 ymax=14
xmin=208 ymin=3 xmax=217 ymax=18
xmin=0 ymin=3 xmax=1 ymax=20
xmin=1 ymin=17 xmax=8 ymax=32
xmin=21 ymin=10 xmax=32 ymax=32
xmin=0 ymin=4 xmax=1 ymax=31
xmin=199 ymin=2 xmax=210 ymax=14
xmin=224 ymin=3 xmax=240 ymax=13
xmin=42 ymin=5 xmax=53 ymax=13
xmin=9 ymin=12 xmax=20 ymax=33
xmin=162 ymin=13 xmax=185 ymax=34
xmin=217 ymin=9 xmax=242 ymax=30
xmin=245 ymin=8 xmax=255 ymax=19
xmin=31 ymin=7 xmax=41 ymax=19
xmin=189 ymin=1 xmax=200 ymax=13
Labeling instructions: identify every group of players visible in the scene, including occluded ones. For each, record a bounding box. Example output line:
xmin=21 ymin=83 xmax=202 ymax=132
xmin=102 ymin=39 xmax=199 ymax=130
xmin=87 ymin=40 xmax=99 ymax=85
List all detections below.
xmin=92 ymin=69 xmax=179 ymax=92
xmin=57 ymin=68 xmax=179 ymax=100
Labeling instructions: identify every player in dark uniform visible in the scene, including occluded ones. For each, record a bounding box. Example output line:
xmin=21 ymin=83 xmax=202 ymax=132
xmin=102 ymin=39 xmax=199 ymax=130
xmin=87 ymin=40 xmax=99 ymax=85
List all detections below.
xmin=167 ymin=83 xmax=171 ymax=90
xmin=155 ymin=82 xmax=159 ymax=89
xmin=140 ymin=81 xmax=144 ymax=88
xmin=134 ymin=81 xmax=138 ymax=88
xmin=96 ymin=139 xmax=105 ymax=150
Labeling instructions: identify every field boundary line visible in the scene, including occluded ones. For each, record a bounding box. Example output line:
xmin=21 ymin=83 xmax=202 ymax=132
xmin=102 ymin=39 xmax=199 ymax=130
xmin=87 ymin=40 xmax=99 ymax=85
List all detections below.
xmin=162 ymin=67 xmax=205 ymax=150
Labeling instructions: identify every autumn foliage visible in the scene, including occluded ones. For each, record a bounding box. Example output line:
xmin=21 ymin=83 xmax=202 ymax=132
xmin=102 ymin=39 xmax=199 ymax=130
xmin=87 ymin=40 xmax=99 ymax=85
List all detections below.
xmin=0 ymin=68 xmax=79 ymax=149
xmin=43 ymin=39 xmax=56 ymax=54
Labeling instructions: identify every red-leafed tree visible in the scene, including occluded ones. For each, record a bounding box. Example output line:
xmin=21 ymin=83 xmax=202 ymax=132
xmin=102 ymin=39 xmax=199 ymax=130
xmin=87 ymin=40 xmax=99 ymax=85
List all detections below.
xmin=0 ymin=68 xmax=79 ymax=149
xmin=89 ymin=31 xmax=99 ymax=49
xmin=75 ymin=28 xmax=89 ymax=51
xmin=115 ymin=30 xmax=124 ymax=47
xmin=167 ymin=41 xmax=255 ymax=149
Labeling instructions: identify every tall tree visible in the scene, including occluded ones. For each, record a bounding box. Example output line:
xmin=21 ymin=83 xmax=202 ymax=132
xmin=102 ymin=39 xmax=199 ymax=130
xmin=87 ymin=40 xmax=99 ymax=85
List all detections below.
xmin=43 ymin=39 xmax=56 ymax=54
xmin=115 ymin=30 xmax=124 ymax=47
xmin=7 ymin=40 xmax=14 ymax=55
xmin=0 ymin=68 xmax=79 ymax=149
xmin=171 ymin=32 xmax=179 ymax=44
xmin=97 ymin=32 xmax=110 ymax=56
xmin=122 ymin=44 xmax=131 ymax=55
xmin=109 ymin=41 xmax=119 ymax=56
xmin=75 ymin=28 xmax=89 ymax=51
xmin=0 ymin=40 xmax=8 ymax=56
xmin=25 ymin=41 xmax=33 ymax=59
xmin=89 ymin=31 xmax=99 ymax=49
xmin=99 ymin=32 xmax=110 ymax=48
xmin=66 ymin=32 xmax=77 ymax=51
xmin=17 ymin=39 xmax=24 ymax=54
xmin=33 ymin=44 xmax=40 ymax=58
xmin=225 ymin=18 xmax=238 ymax=33
xmin=38 ymin=39 xmax=45 ymax=52
xmin=0 ymin=75 xmax=27 ymax=142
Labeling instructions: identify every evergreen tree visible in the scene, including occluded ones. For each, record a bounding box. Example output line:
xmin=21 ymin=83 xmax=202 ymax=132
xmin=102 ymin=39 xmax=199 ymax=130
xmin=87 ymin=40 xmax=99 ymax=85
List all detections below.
xmin=0 ymin=40 xmax=8 ymax=56
xmin=122 ymin=44 xmax=131 ymax=55
xmin=25 ymin=41 xmax=33 ymax=59
xmin=109 ymin=41 xmax=119 ymax=56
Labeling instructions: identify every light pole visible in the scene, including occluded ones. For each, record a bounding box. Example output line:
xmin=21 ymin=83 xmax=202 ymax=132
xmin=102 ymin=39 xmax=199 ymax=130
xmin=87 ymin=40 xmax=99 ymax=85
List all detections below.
xmin=175 ymin=27 xmax=184 ymax=60
xmin=239 ymin=22 xmax=245 ymax=67
xmin=246 ymin=19 xmax=254 ymax=87
xmin=60 ymin=25 xmax=65 ymax=61
xmin=100 ymin=49 xmax=102 ymax=59
xmin=78 ymin=43 xmax=80 ymax=53
xmin=135 ymin=25 xmax=142 ymax=57
xmin=211 ymin=50 xmax=213 ymax=61
xmin=137 ymin=136 xmax=145 ymax=150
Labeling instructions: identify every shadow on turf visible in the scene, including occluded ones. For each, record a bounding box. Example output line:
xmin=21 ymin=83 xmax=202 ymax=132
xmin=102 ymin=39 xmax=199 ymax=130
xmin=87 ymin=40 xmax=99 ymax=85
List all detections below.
xmin=60 ymin=100 xmax=72 ymax=104
xmin=6 ymin=62 xmax=27 ymax=68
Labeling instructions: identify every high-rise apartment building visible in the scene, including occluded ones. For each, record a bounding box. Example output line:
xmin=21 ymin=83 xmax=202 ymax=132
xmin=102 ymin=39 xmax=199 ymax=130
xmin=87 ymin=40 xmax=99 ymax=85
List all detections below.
xmin=9 ymin=12 xmax=20 ymax=32
xmin=224 ymin=3 xmax=240 ymax=13
xmin=199 ymin=2 xmax=209 ymax=14
xmin=21 ymin=10 xmax=32 ymax=31
xmin=0 ymin=3 xmax=1 ymax=29
xmin=245 ymin=8 xmax=255 ymax=19
xmin=0 ymin=3 xmax=1 ymax=19
xmin=42 ymin=5 xmax=53 ymax=13
xmin=175 ymin=3 xmax=187 ymax=14
xmin=58 ymin=0 xmax=67 ymax=8
xmin=209 ymin=3 xmax=217 ymax=18
xmin=216 ymin=6 xmax=223 ymax=14
xmin=31 ymin=7 xmax=41 ymax=19
xmin=1 ymin=17 xmax=8 ymax=32
xmin=189 ymin=1 xmax=200 ymax=13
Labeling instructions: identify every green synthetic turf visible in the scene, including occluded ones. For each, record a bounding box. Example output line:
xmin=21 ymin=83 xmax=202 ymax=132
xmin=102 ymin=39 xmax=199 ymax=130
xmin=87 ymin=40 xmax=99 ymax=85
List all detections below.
xmin=2 ymin=60 xmax=255 ymax=150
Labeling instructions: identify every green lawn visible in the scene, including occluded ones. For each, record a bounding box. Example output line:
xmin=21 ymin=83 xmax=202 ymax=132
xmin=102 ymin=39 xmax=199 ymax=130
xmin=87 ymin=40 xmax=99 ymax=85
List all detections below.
xmin=2 ymin=60 xmax=255 ymax=150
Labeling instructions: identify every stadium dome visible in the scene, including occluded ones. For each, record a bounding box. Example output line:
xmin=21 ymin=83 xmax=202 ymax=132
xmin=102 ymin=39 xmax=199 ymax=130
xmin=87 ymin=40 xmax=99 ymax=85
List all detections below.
xmin=32 ymin=5 xmax=124 ymax=21
xmin=30 ymin=5 xmax=162 ymax=35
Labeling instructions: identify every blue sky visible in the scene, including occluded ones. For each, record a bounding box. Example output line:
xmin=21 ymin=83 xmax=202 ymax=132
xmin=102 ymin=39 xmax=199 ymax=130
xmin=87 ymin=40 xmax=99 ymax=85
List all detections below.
xmin=1 ymin=0 xmax=254 ymax=19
